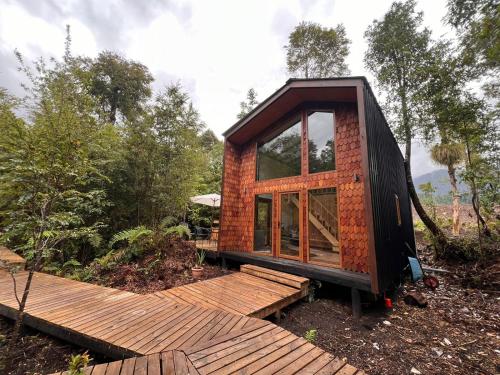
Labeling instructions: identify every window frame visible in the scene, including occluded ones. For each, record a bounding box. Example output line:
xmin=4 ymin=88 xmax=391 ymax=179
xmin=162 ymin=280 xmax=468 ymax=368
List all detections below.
xmin=254 ymin=107 xmax=336 ymax=183
xmin=255 ymin=113 xmax=303 ymax=181
xmin=305 ymin=110 xmax=336 ymax=175
xmin=305 ymin=186 xmax=341 ymax=268
xmin=253 ymin=193 xmax=274 ymax=255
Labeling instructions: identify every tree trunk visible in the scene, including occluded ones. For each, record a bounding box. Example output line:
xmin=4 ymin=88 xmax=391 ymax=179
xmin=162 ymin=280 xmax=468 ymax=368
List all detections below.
xmin=400 ymin=93 xmax=447 ymax=245
xmin=464 ymin=139 xmax=491 ymax=237
xmin=405 ymin=161 xmax=447 ymax=242
xmin=448 ymin=164 xmax=461 ymax=236
xmin=9 ymin=269 xmax=34 ymax=344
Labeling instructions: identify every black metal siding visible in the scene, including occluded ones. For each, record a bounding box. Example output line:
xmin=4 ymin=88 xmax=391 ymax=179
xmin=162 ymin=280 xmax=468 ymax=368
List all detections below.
xmin=363 ymin=85 xmax=416 ymax=293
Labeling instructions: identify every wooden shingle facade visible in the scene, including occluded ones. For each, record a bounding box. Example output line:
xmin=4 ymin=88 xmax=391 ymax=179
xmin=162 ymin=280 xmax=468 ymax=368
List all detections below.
xmin=218 ymin=78 xmax=416 ymax=295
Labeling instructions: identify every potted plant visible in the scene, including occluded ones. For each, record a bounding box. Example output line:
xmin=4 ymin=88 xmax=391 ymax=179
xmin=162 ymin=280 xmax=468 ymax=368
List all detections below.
xmin=192 ymin=250 xmax=206 ymax=279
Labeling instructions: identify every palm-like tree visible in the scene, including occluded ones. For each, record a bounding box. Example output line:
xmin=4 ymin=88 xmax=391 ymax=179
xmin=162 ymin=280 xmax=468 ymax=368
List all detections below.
xmin=430 ymin=142 xmax=464 ymax=235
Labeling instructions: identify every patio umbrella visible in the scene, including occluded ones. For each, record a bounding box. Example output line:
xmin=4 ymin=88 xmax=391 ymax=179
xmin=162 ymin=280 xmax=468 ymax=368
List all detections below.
xmin=190 ymin=194 xmax=221 ymax=229
xmin=190 ymin=194 xmax=221 ymax=207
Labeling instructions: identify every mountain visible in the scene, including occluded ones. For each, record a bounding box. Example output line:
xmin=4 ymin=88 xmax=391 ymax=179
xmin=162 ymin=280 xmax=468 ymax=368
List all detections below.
xmin=414 ymin=169 xmax=470 ymax=203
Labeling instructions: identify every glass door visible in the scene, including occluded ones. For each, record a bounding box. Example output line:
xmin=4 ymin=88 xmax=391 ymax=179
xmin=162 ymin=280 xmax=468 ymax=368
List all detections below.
xmin=278 ymin=192 xmax=301 ymax=259
xmin=307 ymin=188 xmax=340 ymax=266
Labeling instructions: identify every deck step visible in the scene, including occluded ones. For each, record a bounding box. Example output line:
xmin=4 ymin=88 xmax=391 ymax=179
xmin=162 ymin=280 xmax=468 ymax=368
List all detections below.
xmin=240 ymin=264 xmax=309 ymax=296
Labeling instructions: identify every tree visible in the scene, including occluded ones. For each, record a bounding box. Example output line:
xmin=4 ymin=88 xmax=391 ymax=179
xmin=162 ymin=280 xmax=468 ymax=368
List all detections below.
xmin=237 ymin=88 xmax=259 ymax=119
xmin=88 ymin=51 xmax=153 ymax=124
xmin=0 ymin=38 xmax=114 ymax=351
xmin=285 ymin=21 xmax=350 ymax=78
xmin=447 ymin=94 xmax=496 ymax=240
xmin=430 ymin=143 xmax=464 ymax=235
xmin=198 ymin=129 xmax=224 ymax=194
xmin=446 ymin=0 xmax=499 ymax=73
xmin=364 ymin=0 xmax=447 ymax=242
xmin=420 ymin=41 xmax=466 ymax=236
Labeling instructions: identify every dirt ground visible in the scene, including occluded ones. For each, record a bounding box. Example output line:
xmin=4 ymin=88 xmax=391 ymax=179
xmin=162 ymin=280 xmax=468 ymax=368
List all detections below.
xmin=0 ymin=317 xmax=109 ymax=375
xmin=278 ymin=253 xmax=499 ymax=374
xmin=91 ymin=239 xmax=232 ymax=294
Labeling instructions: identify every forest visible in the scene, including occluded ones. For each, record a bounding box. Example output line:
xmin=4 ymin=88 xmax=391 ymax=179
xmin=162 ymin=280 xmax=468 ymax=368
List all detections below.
xmin=0 ymin=0 xmax=498 ymax=374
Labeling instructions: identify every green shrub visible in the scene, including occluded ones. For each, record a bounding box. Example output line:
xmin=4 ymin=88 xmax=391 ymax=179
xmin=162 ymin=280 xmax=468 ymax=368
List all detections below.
xmin=304 ymin=329 xmax=317 ymax=343
xmin=68 ymin=351 xmax=91 ymax=375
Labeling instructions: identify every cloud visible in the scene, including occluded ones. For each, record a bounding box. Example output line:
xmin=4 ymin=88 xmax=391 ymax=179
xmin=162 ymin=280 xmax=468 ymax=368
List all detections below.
xmin=0 ymin=0 xmax=453 ymax=175
xmin=8 ymin=0 xmax=193 ymax=50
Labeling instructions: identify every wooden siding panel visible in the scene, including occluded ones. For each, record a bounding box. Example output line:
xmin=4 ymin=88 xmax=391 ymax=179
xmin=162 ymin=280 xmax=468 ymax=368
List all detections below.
xmin=220 ymin=104 xmax=369 ymax=273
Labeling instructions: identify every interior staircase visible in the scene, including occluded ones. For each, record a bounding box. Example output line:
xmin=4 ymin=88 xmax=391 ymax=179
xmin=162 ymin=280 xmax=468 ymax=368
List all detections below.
xmin=290 ymin=196 xmax=339 ymax=249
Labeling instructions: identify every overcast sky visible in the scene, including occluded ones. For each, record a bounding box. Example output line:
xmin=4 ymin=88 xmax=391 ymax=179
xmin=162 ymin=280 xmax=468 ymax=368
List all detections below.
xmin=0 ymin=0 xmax=455 ymax=177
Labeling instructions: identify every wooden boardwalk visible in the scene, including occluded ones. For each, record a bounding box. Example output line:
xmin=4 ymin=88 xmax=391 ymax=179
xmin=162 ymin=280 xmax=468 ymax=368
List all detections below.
xmin=0 ymin=268 xmax=363 ymax=374
xmin=154 ymin=265 xmax=309 ymax=318
xmin=0 ymin=246 xmax=26 ymax=268
xmin=50 ymin=343 xmax=364 ymax=374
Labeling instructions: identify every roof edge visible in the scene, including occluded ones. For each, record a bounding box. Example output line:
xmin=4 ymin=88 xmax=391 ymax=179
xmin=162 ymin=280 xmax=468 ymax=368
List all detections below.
xmin=223 ymin=76 xmax=368 ymax=138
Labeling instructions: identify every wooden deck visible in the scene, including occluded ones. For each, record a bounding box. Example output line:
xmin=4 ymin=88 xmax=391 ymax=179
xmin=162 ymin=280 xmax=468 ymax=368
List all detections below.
xmin=0 ymin=246 xmax=26 ymax=268
xmin=50 ymin=343 xmax=364 ymax=375
xmin=153 ymin=265 xmax=309 ymax=318
xmin=192 ymin=239 xmax=219 ymax=252
xmin=0 ymin=268 xmax=363 ymax=374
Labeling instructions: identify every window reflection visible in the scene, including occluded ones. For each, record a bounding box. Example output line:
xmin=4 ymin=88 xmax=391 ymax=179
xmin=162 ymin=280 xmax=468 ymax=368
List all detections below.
xmin=308 ymin=112 xmax=335 ymax=173
xmin=254 ymin=194 xmax=272 ymax=253
xmin=257 ymin=119 xmax=301 ymax=180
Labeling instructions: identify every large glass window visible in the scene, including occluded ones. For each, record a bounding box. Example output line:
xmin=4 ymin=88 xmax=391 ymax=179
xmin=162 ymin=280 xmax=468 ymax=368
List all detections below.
xmin=257 ymin=119 xmax=301 ymax=180
xmin=254 ymin=194 xmax=273 ymax=253
xmin=308 ymin=188 xmax=339 ymax=265
xmin=308 ymin=112 xmax=335 ymax=173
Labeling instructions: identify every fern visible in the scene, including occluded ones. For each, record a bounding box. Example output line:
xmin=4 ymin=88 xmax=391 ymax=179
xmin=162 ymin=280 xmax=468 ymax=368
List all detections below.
xmin=109 ymin=226 xmax=153 ymax=248
xmin=163 ymin=224 xmax=191 ymax=239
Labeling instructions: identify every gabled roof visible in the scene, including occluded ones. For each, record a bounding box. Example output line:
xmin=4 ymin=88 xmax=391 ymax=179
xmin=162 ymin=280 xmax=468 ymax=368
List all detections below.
xmin=223 ymin=77 xmax=369 ymax=144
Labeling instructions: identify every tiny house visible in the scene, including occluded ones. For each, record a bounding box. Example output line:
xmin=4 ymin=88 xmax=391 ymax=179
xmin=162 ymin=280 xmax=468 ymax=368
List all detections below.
xmin=218 ymin=77 xmax=416 ymax=297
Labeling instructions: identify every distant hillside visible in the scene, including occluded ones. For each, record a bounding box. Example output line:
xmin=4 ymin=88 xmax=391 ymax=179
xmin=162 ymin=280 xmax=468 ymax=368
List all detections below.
xmin=414 ymin=169 xmax=470 ymax=203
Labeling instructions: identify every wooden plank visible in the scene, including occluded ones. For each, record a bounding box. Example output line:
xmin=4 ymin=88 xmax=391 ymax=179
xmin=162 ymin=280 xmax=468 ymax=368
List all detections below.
xmin=186 ymin=357 xmax=200 ymax=375
xmin=88 ymin=298 xmax=170 ymax=337
xmin=240 ymin=264 xmax=309 ymax=289
xmin=186 ymin=324 xmax=276 ymax=359
xmin=201 ymin=276 xmax=286 ymax=306
xmin=335 ymin=364 xmax=359 ymax=375
xmin=251 ymin=339 xmax=316 ymax=375
xmin=232 ymin=337 xmax=305 ymax=374
xmin=161 ymin=351 xmax=175 ymax=375
xmin=171 ymin=284 xmax=252 ymax=315
xmin=120 ymin=358 xmax=136 ymax=375
xmin=133 ymin=355 xmax=147 ymax=375
xmin=315 ymin=358 xmax=347 ymax=375
xmin=166 ymin=286 xmax=244 ymax=314
xmin=193 ymin=327 xmax=287 ymax=371
xmin=104 ymin=360 xmax=122 ymax=375
xmin=90 ymin=363 xmax=108 ymax=375
xmin=294 ymin=352 xmax=337 ymax=374
xmin=208 ymin=333 xmax=297 ymax=374
xmin=125 ymin=306 xmax=207 ymax=353
xmin=98 ymin=303 xmax=189 ymax=343
xmin=273 ymin=346 xmax=324 ymax=374
xmin=157 ymin=310 xmax=219 ymax=351
xmin=146 ymin=354 xmax=161 ymax=375
xmin=0 ymin=246 xmax=26 ymax=267
xmin=173 ymin=350 xmax=189 ymax=374
xmin=146 ymin=308 xmax=216 ymax=353
xmin=112 ymin=305 xmax=198 ymax=348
